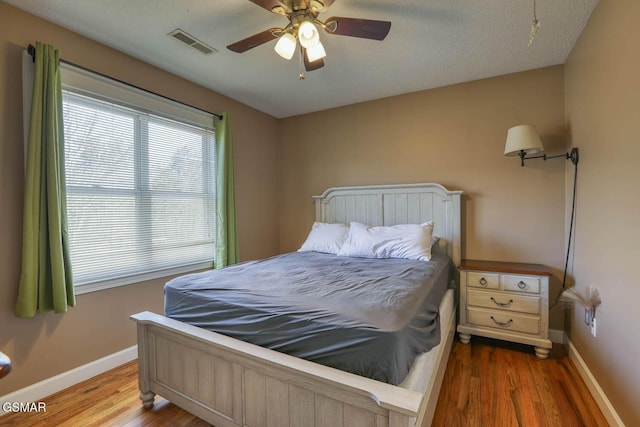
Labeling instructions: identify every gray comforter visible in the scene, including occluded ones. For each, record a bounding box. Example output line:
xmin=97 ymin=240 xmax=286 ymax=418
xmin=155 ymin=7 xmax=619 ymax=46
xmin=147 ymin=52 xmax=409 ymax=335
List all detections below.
xmin=164 ymin=251 xmax=452 ymax=384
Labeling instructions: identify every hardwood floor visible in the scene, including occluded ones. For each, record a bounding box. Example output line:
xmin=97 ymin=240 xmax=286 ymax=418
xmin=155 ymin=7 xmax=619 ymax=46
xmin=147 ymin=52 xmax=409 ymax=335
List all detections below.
xmin=1 ymin=338 xmax=607 ymax=426
xmin=0 ymin=361 xmax=207 ymax=427
xmin=433 ymin=337 xmax=608 ymax=427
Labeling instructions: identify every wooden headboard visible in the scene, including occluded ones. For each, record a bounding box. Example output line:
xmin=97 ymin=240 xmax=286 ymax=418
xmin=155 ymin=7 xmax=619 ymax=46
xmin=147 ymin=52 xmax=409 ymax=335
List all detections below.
xmin=313 ymin=183 xmax=463 ymax=268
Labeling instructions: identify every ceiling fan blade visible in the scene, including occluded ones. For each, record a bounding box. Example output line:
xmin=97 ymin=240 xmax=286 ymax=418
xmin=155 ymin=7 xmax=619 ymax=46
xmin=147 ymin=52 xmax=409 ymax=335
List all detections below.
xmin=227 ymin=28 xmax=280 ymax=53
xmin=324 ymin=16 xmax=391 ymax=40
xmin=249 ymin=0 xmax=289 ymax=15
xmin=303 ymin=48 xmax=325 ymax=71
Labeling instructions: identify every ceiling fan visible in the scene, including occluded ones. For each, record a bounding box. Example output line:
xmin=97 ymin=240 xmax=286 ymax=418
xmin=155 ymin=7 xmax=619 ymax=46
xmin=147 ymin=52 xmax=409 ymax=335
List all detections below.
xmin=227 ymin=0 xmax=392 ymax=74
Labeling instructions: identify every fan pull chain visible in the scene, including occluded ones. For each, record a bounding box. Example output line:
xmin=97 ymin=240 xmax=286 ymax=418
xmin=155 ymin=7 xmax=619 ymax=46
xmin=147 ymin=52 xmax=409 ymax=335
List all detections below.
xmin=298 ymin=46 xmax=306 ymax=80
xmin=528 ymin=0 xmax=540 ymax=46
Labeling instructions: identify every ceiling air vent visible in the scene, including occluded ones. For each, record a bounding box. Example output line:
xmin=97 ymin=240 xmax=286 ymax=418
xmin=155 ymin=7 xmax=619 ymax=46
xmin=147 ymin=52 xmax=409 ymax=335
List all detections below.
xmin=168 ymin=28 xmax=217 ymax=55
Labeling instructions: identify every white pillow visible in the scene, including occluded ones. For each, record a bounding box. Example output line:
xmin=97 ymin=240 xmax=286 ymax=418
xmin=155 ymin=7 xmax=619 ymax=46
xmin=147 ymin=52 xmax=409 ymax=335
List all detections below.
xmin=298 ymin=222 xmax=349 ymax=254
xmin=337 ymin=221 xmax=435 ymax=261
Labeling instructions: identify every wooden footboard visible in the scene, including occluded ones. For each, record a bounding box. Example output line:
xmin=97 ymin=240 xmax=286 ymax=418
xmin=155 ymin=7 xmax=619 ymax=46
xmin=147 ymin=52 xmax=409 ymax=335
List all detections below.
xmin=131 ymin=311 xmax=446 ymax=427
xmin=129 ymin=183 xmax=461 ymax=427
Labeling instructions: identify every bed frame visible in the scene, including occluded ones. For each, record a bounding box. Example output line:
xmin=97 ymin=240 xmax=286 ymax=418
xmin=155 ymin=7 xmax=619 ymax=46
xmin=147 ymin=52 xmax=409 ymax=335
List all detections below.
xmin=131 ymin=183 xmax=462 ymax=427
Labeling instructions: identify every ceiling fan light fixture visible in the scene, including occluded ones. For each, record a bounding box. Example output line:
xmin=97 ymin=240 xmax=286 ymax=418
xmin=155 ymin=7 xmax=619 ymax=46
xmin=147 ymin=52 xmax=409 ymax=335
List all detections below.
xmin=271 ymin=5 xmax=287 ymax=16
xmin=306 ymin=41 xmax=326 ymax=62
xmin=298 ymin=20 xmax=320 ymax=48
xmin=227 ymin=0 xmax=392 ymax=76
xmin=274 ymin=32 xmax=297 ymax=60
xmin=310 ymin=1 xmax=326 ymax=12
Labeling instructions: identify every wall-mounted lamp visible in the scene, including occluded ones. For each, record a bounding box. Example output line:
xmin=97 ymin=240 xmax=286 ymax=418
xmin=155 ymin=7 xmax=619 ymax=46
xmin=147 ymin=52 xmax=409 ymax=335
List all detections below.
xmin=504 ymin=124 xmax=579 ymax=167
xmin=505 ymin=124 xmax=581 ymax=314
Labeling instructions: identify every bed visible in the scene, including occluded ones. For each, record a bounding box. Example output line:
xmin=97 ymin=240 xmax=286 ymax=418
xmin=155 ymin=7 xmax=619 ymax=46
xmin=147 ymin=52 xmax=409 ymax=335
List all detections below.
xmin=131 ymin=182 xmax=462 ymax=427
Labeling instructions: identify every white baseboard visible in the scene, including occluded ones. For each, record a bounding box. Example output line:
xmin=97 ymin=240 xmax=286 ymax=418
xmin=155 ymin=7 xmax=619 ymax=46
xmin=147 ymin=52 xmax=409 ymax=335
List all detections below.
xmin=0 ymin=345 xmax=137 ymax=416
xmin=564 ymin=336 xmax=625 ymax=427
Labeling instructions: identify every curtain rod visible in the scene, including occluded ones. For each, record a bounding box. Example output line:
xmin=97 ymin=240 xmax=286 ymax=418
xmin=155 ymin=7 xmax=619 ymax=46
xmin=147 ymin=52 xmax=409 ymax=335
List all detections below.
xmin=27 ymin=44 xmax=223 ymax=120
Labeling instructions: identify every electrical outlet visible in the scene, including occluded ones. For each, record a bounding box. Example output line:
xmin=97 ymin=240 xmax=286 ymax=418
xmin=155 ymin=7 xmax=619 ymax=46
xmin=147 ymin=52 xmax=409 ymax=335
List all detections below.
xmin=591 ymin=317 xmax=597 ymax=338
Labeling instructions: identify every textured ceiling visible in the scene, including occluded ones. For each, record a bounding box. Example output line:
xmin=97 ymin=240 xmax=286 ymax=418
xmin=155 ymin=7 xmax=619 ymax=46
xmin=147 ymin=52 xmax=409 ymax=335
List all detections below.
xmin=7 ymin=0 xmax=598 ymax=118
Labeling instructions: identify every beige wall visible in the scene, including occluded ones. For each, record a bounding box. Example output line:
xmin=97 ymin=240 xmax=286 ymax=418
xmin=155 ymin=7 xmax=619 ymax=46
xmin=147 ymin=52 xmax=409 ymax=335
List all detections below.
xmin=278 ymin=65 xmax=568 ymax=325
xmin=564 ymin=1 xmax=640 ymax=424
xmin=4 ymin=1 xmax=636 ymax=423
xmin=0 ymin=2 xmax=280 ymax=395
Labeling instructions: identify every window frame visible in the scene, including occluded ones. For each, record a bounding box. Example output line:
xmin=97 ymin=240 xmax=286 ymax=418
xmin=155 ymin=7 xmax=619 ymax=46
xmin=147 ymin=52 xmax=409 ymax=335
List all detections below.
xmin=59 ymin=64 xmax=216 ymax=295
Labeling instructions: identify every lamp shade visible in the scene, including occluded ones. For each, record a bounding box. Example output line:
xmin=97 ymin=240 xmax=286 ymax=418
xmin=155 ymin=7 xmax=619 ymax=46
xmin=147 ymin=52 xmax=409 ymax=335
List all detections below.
xmin=504 ymin=125 xmax=544 ymax=156
xmin=274 ymin=32 xmax=297 ymax=60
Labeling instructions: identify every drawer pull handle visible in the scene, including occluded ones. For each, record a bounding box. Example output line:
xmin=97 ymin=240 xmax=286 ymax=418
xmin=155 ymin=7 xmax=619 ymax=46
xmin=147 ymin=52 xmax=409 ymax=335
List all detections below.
xmin=517 ymin=281 xmax=527 ymax=290
xmin=490 ymin=316 xmax=513 ymax=327
xmin=491 ymin=297 xmax=514 ymax=307
xmin=479 ymin=277 xmax=488 ymax=287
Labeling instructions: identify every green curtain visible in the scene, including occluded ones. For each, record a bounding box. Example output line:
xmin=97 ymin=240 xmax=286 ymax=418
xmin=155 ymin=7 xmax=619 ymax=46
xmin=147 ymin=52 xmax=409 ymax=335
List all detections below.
xmin=214 ymin=113 xmax=239 ymax=268
xmin=15 ymin=42 xmax=74 ymax=317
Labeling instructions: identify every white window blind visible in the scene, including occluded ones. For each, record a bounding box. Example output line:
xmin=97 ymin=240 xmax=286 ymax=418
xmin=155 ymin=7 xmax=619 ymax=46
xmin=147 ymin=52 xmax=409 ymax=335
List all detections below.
xmin=60 ymin=67 xmax=216 ymax=294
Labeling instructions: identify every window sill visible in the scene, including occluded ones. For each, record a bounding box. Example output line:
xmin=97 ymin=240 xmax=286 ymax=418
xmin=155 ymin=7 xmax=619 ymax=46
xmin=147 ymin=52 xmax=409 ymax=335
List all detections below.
xmin=74 ymin=261 xmax=214 ymax=295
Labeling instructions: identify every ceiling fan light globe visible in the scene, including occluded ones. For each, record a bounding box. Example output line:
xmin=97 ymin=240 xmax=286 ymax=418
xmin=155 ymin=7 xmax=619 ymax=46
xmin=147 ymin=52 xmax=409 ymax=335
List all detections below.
xmin=274 ymin=33 xmax=296 ymax=60
xmin=298 ymin=20 xmax=320 ymax=48
xmin=306 ymin=41 xmax=326 ymax=62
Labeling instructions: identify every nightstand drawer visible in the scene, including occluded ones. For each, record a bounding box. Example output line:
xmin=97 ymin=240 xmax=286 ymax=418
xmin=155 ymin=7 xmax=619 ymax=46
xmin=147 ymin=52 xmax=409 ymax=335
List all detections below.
xmin=467 ymin=289 xmax=540 ymax=315
xmin=467 ymin=308 xmax=540 ymax=335
xmin=502 ymin=275 xmax=540 ymax=294
xmin=467 ymin=272 xmax=499 ymax=289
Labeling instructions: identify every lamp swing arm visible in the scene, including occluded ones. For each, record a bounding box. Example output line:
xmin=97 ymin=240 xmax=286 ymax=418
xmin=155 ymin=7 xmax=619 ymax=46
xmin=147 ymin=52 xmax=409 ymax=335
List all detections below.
xmin=518 ymin=147 xmax=579 ymax=166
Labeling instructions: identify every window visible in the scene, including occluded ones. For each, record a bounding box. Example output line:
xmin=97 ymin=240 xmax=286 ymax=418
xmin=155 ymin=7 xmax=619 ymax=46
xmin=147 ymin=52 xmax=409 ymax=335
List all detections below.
xmin=60 ymin=66 xmax=216 ymax=294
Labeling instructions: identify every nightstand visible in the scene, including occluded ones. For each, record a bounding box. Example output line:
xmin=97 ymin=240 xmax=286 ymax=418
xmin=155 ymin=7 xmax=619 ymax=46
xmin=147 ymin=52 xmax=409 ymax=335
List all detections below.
xmin=457 ymin=260 xmax=553 ymax=359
